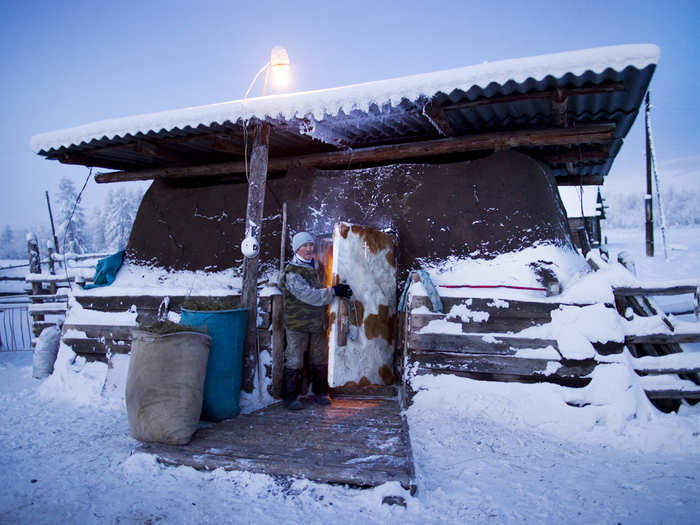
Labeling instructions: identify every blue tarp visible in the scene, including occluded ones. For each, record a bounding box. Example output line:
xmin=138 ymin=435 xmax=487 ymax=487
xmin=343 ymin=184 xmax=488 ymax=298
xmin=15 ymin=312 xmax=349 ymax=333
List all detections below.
xmin=397 ymin=269 xmax=443 ymax=313
xmin=82 ymin=251 xmax=125 ymax=290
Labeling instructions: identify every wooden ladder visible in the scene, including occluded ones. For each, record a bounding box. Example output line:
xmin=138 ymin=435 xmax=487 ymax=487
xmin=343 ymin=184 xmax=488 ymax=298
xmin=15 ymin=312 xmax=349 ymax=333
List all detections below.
xmin=614 ymin=284 xmax=700 ymax=410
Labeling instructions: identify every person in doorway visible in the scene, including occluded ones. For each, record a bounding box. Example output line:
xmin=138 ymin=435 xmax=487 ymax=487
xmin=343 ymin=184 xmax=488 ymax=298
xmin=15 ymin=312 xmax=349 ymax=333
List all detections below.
xmin=280 ymin=231 xmax=352 ymax=410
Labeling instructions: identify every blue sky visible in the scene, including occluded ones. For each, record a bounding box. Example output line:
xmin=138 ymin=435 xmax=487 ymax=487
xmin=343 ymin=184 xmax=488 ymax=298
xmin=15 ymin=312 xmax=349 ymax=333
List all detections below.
xmin=1 ymin=0 xmax=698 ymax=227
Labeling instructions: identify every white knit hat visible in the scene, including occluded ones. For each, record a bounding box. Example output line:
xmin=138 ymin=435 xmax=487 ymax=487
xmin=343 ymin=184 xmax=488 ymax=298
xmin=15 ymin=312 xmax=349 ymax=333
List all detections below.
xmin=292 ymin=231 xmax=314 ymax=253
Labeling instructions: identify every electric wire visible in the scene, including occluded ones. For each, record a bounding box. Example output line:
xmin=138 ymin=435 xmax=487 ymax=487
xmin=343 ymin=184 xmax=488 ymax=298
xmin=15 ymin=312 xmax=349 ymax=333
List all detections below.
xmin=60 ymin=168 xmax=93 ymax=291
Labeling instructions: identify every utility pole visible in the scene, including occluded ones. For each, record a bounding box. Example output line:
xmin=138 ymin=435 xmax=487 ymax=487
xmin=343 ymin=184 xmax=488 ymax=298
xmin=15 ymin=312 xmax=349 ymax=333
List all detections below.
xmin=644 ymin=92 xmax=654 ymax=257
xmin=45 ymin=190 xmax=60 ymax=254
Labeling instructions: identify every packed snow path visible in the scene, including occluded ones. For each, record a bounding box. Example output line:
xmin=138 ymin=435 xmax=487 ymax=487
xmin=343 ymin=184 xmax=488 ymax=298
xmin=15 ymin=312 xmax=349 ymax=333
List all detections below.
xmin=1 ymin=352 xmax=699 ymax=524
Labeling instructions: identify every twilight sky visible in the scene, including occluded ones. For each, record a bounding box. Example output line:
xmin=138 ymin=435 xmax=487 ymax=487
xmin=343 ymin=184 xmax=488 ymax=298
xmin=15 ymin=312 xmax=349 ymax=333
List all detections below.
xmin=1 ymin=0 xmax=698 ymax=228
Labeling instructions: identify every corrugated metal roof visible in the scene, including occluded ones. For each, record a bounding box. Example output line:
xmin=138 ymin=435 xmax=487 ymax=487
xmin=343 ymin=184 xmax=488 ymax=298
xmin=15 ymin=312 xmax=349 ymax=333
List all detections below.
xmin=31 ymin=44 xmax=658 ymax=182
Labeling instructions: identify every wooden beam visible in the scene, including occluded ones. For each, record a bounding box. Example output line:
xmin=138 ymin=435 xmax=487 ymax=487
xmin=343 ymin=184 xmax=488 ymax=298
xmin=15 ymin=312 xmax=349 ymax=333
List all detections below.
xmin=135 ymin=140 xmax=192 ymax=164
xmin=55 ymin=151 xmax=135 ymax=171
xmin=444 ymin=82 xmax=625 ymax=112
xmin=551 ymin=89 xmax=568 ymax=127
xmin=422 ymin=101 xmax=454 ymax=136
xmin=645 ymin=388 xmax=700 ymax=400
xmin=626 ymin=333 xmax=700 ymax=345
xmin=241 ymin=122 xmax=271 ymax=393
xmin=95 ymin=123 xmax=616 ymax=183
xmin=409 ymin=351 xmax=596 ymax=379
xmin=407 ymin=332 xmax=559 ymax=355
xmin=614 ymin=285 xmax=700 ymax=297
xmin=535 ymin=145 xmax=610 ymax=164
xmin=555 ymin=174 xmax=604 ymax=186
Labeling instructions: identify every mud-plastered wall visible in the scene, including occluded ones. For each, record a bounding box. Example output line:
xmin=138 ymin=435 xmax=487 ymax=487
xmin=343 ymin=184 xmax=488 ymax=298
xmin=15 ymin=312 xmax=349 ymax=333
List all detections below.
xmin=127 ymin=151 xmax=573 ymax=275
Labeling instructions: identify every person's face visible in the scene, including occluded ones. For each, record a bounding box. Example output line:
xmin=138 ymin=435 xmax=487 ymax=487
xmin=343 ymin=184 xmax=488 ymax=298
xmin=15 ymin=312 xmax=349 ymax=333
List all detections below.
xmin=296 ymin=242 xmax=314 ymax=260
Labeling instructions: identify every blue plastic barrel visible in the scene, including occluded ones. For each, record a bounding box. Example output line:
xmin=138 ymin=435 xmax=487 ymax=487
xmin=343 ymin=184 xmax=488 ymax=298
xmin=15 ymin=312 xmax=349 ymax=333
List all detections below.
xmin=180 ymin=307 xmax=248 ymax=421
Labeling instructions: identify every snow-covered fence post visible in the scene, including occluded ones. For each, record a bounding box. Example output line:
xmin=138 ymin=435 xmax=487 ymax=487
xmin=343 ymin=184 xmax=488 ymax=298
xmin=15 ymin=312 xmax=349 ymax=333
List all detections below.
xmin=27 ymin=232 xmax=42 ymax=295
xmin=46 ymin=240 xmax=57 ymax=294
xmin=241 ymin=121 xmax=271 ymax=394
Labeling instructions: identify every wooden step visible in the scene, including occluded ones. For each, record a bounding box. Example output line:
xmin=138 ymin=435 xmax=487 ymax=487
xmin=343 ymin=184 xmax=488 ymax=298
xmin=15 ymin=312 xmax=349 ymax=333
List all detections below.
xmin=408 ymin=332 xmax=559 ymax=355
xmin=633 ymin=353 xmax=700 ymax=375
xmin=25 ymin=274 xmax=77 ymax=283
xmin=409 ymin=350 xmax=594 ymax=379
xmin=409 ymin=295 xmax=562 ymax=315
xmin=28 ymin=302 xmax=68 ymax=315
xmin=63 ymin=323 xmax=135 ymax=341
xmin=62 ymin=327 xmax=272 ymax=355
xmin=33 ymin=321 xmax=62 ymax=333
xmin=62 ymin=337 xmax=131 ymax=355
xmin=614 ymin=284 xmax=699 ymax=297
xmin=410 ymin=309 xmax=550 ymax=334
xmin=73 ymin=294 xmax=272 ymax=329
xmin=626 ymin=333 xmax=700 ymax=345
xmin=30 ymin=294 xmax=69 ymax=302
xmin=640 ymin=374 xmax=700 ymax=400
xmin=73 ymin=294 xmax=247 ymax=312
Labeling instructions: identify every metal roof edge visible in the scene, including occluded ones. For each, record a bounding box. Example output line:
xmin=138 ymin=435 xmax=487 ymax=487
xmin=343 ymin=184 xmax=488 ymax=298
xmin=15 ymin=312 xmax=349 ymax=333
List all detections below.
xmin=31 ymin=43 xmax=660 ymax=155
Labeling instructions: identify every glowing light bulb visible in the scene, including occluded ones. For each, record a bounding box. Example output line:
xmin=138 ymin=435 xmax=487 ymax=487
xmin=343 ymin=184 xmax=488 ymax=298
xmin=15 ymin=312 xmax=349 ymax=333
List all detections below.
xmin=269 ymin=46 xmax=290 ymax=90
xmin=270 ymin=63 xmax=290 ymax=89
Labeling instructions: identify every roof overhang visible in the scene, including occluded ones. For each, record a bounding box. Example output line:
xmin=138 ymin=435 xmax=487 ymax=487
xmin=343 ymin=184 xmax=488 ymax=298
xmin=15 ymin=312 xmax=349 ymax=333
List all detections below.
xmin=31 ymin=44 xmax=659 ymax=185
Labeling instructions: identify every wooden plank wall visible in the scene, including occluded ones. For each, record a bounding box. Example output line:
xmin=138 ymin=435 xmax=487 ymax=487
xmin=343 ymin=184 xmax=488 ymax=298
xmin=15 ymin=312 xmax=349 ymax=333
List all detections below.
xmin=63 ymin=292 xmax=285 ymax=399
xmin=400 ymin=294 xmax=614 ymax=405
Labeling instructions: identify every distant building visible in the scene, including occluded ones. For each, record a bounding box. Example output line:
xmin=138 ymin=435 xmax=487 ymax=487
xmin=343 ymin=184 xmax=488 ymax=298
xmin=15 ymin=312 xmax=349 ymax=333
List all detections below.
xmin=559 ymin=186 xmax=607 ymax=249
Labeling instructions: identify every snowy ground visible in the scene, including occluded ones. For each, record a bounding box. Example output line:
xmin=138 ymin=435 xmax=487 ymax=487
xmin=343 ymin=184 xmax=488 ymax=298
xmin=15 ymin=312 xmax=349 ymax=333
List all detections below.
xmin=2 ymin=227 xmax=700 ymax=524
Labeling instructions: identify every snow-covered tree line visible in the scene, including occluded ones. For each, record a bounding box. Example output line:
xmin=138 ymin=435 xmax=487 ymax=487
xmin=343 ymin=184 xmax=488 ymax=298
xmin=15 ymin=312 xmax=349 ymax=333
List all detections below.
xmin=0 ymin=178 xmax=145 ymax=259
xmin=604 ymin=188 xmax=700 ymax=229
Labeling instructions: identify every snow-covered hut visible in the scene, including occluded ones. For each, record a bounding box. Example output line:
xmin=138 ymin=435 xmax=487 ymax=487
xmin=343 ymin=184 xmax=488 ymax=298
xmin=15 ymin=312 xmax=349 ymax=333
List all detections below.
xmin=31 ymin=44 xmax=658 ymax=400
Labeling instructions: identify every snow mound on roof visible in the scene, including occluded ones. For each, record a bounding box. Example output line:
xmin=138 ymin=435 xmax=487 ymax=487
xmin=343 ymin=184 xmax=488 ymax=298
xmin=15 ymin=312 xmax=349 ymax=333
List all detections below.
xmin=31 ymin=44 xmax=659 ymax=153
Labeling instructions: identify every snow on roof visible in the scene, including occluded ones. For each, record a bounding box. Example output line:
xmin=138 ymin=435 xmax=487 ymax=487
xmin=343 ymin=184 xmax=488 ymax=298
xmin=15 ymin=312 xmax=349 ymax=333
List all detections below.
xmin=31 ymin=44 xmax=659 ymax=154
xmin=559 ymin=186 xmax=600 ymax=218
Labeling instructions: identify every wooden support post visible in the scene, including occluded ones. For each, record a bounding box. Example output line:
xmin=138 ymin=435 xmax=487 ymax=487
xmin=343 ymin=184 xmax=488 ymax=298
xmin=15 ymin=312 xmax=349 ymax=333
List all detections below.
xmin=645 ymin=92 xmax=654 ymax=257
xmin=241 ymin=122 xmax=271 ymax=393
xmin=551 ymin=89 xmax=568 ymax=128
xmin=27 ymin=233 xmax=44 ymax=337
xmin=46 ymin=241 xmax=57 ymax=294
xmin=27 ymin=232 xmax=42 ymax=296
xmin=47 ymin=241 xmax=55 ymax=275
xmin=271 ymin=294 xmax=284 ymax=398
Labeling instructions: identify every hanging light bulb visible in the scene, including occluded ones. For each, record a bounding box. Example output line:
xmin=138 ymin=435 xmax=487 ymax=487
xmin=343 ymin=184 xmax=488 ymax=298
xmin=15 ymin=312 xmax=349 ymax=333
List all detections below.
xmin=244 ymin=46 xmax=291 ymax=98
xmin=269 ymin=45 xmax=290 ymax=90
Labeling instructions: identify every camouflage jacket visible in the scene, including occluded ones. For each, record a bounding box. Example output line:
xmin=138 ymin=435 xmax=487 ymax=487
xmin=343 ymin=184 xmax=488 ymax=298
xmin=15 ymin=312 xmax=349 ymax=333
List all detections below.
xmin=280 ymin=257 xmax=334 ymax=333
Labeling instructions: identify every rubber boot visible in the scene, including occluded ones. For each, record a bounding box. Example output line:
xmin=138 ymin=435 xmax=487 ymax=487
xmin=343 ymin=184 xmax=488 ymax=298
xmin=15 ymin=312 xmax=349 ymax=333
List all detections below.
xmin=311 ymin=365 xmax=331 ymax=406
xmin=283 ymin=368 xmax=303 ymax=410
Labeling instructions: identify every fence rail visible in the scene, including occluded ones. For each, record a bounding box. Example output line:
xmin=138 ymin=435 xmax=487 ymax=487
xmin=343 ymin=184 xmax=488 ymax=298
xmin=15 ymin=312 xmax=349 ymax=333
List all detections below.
xmin=2 ymin=244 xmax=105 ymax=349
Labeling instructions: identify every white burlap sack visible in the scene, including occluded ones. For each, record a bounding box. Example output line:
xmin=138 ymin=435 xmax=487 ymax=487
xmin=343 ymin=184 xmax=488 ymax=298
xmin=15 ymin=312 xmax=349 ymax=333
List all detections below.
xmin=32 ymin=326 xmax=61 ymax=379
xmin=126 ymin=330 xmax=210 ymax=445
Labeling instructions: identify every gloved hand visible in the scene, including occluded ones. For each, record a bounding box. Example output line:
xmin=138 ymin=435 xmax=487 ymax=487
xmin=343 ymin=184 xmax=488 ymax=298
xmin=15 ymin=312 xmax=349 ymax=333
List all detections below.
xmin=332 ymin=283 xmax=353 ymax=298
